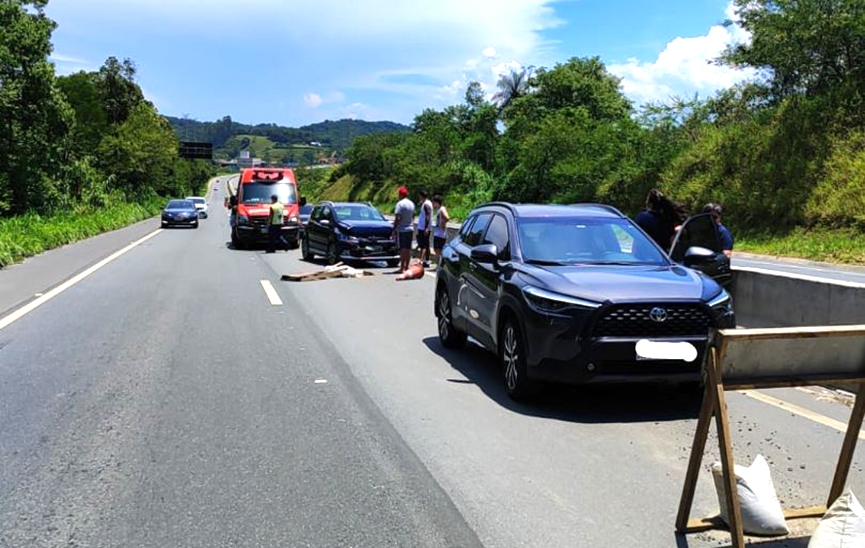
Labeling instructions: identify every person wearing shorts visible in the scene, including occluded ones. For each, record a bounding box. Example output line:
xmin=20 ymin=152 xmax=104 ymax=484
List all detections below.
xmin=432 ymin=194 xmax=449 ymax=260
xmin=416 ymin=189 xmax=433 ymax=267
xmin=393 ymin=187 xmax=415 ymax=273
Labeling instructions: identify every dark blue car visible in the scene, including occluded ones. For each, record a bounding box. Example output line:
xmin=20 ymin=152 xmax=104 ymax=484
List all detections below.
xmin=434 ymin=203 xmax=736 ymax=400
xmin=161 ymin=199 xmax=199 ymax=228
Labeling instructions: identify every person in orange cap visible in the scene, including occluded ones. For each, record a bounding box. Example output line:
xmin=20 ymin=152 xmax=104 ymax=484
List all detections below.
xmin=392 ymin=186 xmax=415 ymax=273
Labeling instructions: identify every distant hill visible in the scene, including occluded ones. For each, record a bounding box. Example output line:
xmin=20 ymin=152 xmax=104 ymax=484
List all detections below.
xmin=165 ymin=116 xmax=410 ymax=161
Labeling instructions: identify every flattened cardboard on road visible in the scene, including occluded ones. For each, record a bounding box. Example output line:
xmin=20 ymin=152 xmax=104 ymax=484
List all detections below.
xmin=282 ymin=263 xmax=375 ymax=282
xmin=676 ymin=325 xmax=865 ymax=547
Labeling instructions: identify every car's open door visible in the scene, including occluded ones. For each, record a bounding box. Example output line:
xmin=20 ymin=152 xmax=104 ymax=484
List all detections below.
xmin=669 ymin=213 xmax=731 ymax=286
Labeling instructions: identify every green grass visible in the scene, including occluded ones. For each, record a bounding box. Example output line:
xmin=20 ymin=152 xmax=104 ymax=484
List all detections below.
xmin=736 ymin=227 xmax=865 ymax=265
xmin=0 ymin=198 xmax=166 ymax=268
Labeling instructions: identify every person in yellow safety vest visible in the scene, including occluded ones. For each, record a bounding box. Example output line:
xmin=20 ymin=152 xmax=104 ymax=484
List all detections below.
xmin=266 ymin=194 xmax=286 ymax=253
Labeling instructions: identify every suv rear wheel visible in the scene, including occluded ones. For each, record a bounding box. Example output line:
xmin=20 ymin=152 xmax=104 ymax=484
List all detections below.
xmin=436 ymin=285 xmax=466 ymax=348
xmin=500 ymin=318 xmax=537 ymax=401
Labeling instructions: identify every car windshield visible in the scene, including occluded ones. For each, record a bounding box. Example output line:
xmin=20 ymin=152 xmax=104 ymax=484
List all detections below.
xmin=167 ymin=200 xmax=194 ymax=209
xmin=241 ymin=182 xmax=297 ymax=205
xmin=187 ymin=197 xmax=205 ymax=205
xmin=333 ymin=204 xmax=385 ymax=222
xmin=517 ymin=217 xmax=668 ymax=265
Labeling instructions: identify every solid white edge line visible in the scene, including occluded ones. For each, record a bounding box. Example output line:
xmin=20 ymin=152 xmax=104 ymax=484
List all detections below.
xmin=0 ymin=229 xmax=163 ymax=332
xmin=260 ymin=280 xmax=283 ymax=306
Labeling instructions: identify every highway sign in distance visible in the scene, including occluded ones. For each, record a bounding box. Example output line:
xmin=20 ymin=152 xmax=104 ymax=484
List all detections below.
xmin=179 ymin=141 xmax=213 ymax=160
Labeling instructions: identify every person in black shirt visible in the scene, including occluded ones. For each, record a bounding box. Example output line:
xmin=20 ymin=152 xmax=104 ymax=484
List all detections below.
xmin=635 ymin=189 xmax=688 ymax=251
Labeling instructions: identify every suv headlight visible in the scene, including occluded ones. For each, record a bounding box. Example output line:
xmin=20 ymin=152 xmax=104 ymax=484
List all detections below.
xmin=335 ymin=228 xmax=358 ymax=243
xmin=285 ymin=215 xmax=300 ymax=225
xmin=708 ymin=289 xmax=733 ymax=314
xmin=238 ymin=214 xmax=250 ymax=225
xmin=522 ymin=286 xmax=601 ymax=314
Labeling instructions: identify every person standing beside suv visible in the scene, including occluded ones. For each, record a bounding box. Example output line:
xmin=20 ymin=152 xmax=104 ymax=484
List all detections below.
xmin=703 ymin=203 xmax=734 ymax=258
xmin=432 ymin=194 xmax=450 ymax=261
xmin=393 ymin=187 xmax=415 ymax=273
xmin=416 ymin=189 xmax=434 ymax=268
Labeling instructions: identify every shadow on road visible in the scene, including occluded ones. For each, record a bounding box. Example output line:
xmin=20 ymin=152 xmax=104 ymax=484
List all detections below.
xmin=422 ymin=336 xmax=702 ymax=424
xmin=674 ymin=534 xmax=810 ymax=548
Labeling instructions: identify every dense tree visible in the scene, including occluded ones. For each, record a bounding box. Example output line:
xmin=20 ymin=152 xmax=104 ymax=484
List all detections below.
xmin=0 ymin=0 xmax=73 ymax=214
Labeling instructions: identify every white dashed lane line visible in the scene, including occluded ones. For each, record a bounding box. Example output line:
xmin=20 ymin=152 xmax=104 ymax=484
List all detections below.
xmin=260 ymin=280 xmax=283 ymax=306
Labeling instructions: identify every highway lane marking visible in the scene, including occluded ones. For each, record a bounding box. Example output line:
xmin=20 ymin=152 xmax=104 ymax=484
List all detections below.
xmin=260 ymin=280 xmax=283 ymax=306
xmin=741 ymin=390 xmax=865 ymax=440
xmin=0 ymin=229 xmax=163 ymax=332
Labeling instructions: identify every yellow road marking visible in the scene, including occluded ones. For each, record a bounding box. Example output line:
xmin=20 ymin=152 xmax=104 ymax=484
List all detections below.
xmin=0 ymin=229 xmax=163 ymax=332
xmin=260 ymin=280 xmax=283 ymax=306
xmin=741 ymin=390 xmax=865 ymax=440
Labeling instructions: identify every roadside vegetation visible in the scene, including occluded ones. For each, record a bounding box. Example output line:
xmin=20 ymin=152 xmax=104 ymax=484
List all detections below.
xmin=0 ymin=1 xmax=214 ymax=267
xmin=312 ymin=0 xmax=865 ymax=264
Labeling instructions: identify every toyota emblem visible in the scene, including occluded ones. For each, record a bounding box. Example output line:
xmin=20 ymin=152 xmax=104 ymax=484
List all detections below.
xmin=649 ymin=307 xmax=668 ymax=323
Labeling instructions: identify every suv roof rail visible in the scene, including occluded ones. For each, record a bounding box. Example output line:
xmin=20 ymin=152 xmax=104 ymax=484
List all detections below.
xmin=569 ymin=203 xmax=625 ymax=216
xmin=479 ymin=201 xmax=518 ymax=213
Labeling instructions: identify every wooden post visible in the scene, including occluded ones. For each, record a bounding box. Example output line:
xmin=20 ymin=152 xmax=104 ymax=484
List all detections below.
xmin=709 ymin=344 xmax=745 ymax=548
xmin=676 ymin=348 xmax=718 ymax=532
xmin=828 ymin=381 xmax=865 ymax=505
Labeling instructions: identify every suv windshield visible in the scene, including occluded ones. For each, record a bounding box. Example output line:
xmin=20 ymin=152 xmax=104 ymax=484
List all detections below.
xmin=241 ymin=182 xmax=297 ymax=205
xmin=188 ymin=198 xmax=205 ymax=205
xmin=333 ymin=204 xmax=385 ymax=222
xmin=517 ymin=217 xmax=668 ymax=265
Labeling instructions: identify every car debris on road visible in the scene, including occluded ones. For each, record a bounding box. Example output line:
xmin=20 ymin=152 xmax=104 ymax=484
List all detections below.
xmin=282 ymin=263 xmax=375 ymax=282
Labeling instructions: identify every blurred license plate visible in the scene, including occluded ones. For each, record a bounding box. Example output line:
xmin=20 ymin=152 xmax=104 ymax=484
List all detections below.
xmin=260 ymin=227 xmax=268 ymax=234
xmin=635 ymin=340 xmax=698 ymax=362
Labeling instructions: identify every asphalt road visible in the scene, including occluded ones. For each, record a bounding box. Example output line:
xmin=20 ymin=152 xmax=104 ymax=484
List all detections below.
xmin=1 ymin=177 xmax=863 ymax=547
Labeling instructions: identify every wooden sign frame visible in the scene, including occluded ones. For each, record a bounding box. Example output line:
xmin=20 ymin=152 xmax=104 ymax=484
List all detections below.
xmin=676 ymin=325 xmax=865 ymax=548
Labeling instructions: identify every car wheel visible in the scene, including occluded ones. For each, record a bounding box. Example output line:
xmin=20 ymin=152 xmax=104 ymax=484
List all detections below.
xmin=500 ymin=317 xmax=537 ymax=401
xmin=287 ymin=237 xmax=300 ymax=250
xmin=301 ymin=236 xmax=313 ymax=260
xmin=436 ymin=284 xmax=466 ymax=349
xmin=231 ymin=228 xmax=244 ymax=249
xmin=326 ymin=241 xmax=339 ymax=265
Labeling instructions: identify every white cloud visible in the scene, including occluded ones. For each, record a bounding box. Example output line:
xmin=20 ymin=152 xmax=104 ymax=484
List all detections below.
xmin=51 ymin=0 xmax=562 ymax=120
xmin=49 ymin=53 xmax=87 ymax=64
xmin=303 ymin=93 xmax=323 ymax=108
xmin=609 ymin=1 xmax=755 ymax=105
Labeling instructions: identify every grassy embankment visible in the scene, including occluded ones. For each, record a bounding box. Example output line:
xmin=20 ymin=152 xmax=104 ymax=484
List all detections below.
xmin=0 ymin=178 xmax=215 ymax=268
xmin=310 ymin=173 xmax=865 ymax=266
xmin=0 ymin=198 xmax=164 ymax=268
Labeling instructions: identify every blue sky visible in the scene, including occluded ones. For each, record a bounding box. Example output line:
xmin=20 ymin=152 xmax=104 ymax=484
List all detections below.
xmin=45 ymin=0 xmax=753 ymax=127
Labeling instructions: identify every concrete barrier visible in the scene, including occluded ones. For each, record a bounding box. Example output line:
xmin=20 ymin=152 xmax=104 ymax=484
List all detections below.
xmin=731 ymin=267 xmax=865 ymax=328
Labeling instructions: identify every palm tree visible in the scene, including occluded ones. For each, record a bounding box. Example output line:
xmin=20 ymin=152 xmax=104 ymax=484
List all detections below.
xmin=493 ymin=68 xmax=531 ymax=110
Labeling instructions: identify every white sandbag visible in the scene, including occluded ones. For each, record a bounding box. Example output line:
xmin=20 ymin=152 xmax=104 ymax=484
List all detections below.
xmin=808 ymin=489 xmax=865 ymax=548
xmin=712 ymin=454 xmax=789 ymax=536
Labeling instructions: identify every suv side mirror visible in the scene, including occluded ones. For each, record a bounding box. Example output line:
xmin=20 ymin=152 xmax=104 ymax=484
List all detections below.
xmin=471 ymin=244 xmax=498 ymax=264
xmin=683 ymin=246 xmax=716 ymax=267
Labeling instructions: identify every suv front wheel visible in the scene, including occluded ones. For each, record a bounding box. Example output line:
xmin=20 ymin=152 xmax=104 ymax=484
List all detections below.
xmin=436 ymin=285 xmax=466 ymax=349
xmin=500 ymin=318 xmax=537 ymax=401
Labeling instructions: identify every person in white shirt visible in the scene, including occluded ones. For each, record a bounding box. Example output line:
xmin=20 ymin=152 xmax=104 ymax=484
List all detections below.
xmin=392 ymin=187 xmax=415 ymax=273
xmin=432 ymin=194 xmax=450 ymax=262
xmin=416 ymin=189 xmax=434 ymax=268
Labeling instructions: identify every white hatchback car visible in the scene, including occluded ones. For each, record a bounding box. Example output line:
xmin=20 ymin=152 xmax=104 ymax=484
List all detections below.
xmin=186 ymin=196 xmax=208 ymax=218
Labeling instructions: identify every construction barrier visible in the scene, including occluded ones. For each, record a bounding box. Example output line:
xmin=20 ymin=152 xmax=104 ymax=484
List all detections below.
xmin=676 ymin=325 xmax=865 ymax=547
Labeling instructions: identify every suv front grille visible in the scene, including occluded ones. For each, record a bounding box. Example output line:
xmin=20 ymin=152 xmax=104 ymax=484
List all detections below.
xmin=592 ymin=304 xmax=712 ymax=338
